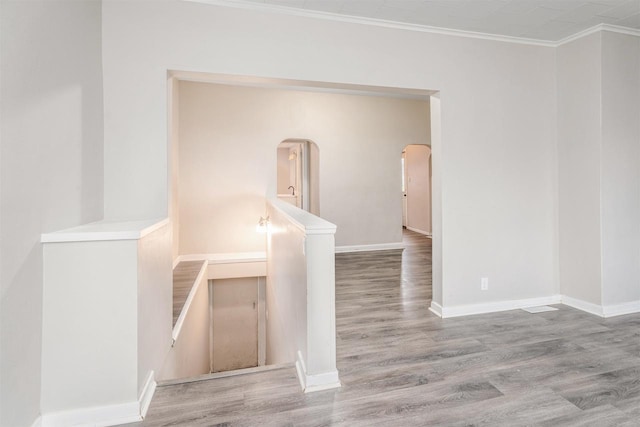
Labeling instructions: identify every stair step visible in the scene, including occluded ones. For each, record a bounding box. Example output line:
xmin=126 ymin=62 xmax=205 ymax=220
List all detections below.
xmin=172 ymin=260 xmax=207 ymax=327
xmin=157 ymin=363 xmax=295 ymax=387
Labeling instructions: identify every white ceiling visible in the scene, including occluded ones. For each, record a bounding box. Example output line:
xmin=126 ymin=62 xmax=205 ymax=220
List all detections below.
xmin=223 ymin=0 xmax=640 ymax=42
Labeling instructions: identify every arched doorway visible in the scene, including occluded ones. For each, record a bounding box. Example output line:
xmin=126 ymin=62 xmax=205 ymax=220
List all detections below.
xmin=276 ymin=139 xmax=320 ymax=215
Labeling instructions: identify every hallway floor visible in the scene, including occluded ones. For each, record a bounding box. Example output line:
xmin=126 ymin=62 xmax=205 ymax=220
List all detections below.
xmin=124 ymin=230 xmax=640 ymax=426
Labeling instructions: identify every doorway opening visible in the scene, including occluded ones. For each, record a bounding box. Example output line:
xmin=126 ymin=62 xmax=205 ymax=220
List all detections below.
xmin=402 ymin=144 xmax=432 ymax=237
xmin=276 ymin=139 xmax=320 ymax=215
xmin=210 ymin=276 xmax=266 ymax=373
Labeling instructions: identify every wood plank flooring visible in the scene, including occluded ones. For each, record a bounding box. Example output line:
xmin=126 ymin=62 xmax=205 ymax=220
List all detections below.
xmin=126 ymin=230 xmax=640 ymax=426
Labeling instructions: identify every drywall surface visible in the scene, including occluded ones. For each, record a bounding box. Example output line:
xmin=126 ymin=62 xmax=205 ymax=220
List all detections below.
xmin=170 ymin=78 xmax=181 ymax=263
xmin=265 ymin=204 xmax=307 ymax=365
xmin=178 ymin=82 xmax=428 ymax=252
xmin=101 ymin=0 xmax=557 ymax=307
xmin=430 ymin=96 xmax=443 ymax=307
xmin=600 ymin=32 xmax=640 ymax=307
xmin=137 ymin=223 xmax=173 ymax=390
xmin=0 ymin=1 xmax=103 ymax=425
xmin=405 ymin=144 xmax=431 ymax=234
xmin=265 ymin=199 xmax=338 ymax=390
xmin=557 ymin=32 xmax=603 ymax=305
xmin=41 ymin=240 xmax=138 ymax=414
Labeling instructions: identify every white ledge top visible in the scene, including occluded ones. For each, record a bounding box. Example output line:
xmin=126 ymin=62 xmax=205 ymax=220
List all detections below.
xmin=41 ymin=218 xmax=170 ymax=243
xmin=268 ymin=198 xmax=337 ymax=235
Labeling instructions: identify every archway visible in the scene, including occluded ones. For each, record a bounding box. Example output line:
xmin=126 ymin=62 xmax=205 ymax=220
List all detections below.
xmin=276 ymin=139 xmax=319 ymax=215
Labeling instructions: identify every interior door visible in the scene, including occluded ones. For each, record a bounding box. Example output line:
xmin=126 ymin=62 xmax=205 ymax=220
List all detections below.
xmin=211 ymin=278 xmax=258 ymax=372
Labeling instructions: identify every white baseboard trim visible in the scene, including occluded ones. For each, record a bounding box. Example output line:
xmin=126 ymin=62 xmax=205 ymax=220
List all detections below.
xmin=139 ymin=371 xmax=157 ymax=419
xmin=295 ymin=351 xmax=341 ymax=393
xmin=430 ymin=294 xmax=640 ymax=320
xmin=335 ymin=242 xmax=404 ymax=253
xmin=560 ymin=295 xmax=604 ymax=317
xmin=602 ymin=300 xmax=640 ymax=317
xmin=41 ymin=402 xmax=141 ymax=427
xmin=562 ymin=295 xmax=640 ymax=318
xmin=437 ymin=295 xmax=562 ymax=318
xmin=40 ymin=371 xmax=156 ymax=427
xmin=428 ymin=301 xmax=443 ymax=317
xmin=406 ymin=226 xmax=432 ymax=237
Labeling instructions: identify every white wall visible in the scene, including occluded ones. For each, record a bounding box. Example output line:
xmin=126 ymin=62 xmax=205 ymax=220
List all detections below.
xmin=42 ymin=240 xmax=138 ymax=415
xmin=102 ymin=0 xmax=558 ymax=310
xmin=177 ymin=82 xmax=429 ymax=253
xmin=557 ymin=31 xmax=640 ymax=310
xmin=265 ymin=204 xmax=307 ymax=365
xmin=137 ymin=224 xmax=173 ymax=389
xmin=169 ymin=78 xmax=181 ymax=263
xmin=0 ymin=1 xmax=103 ymax=425
xmin=266 ymin=199 xmax=339 ymax=391
xmin=430 ymin=96 xmax=443 ymax=307
xmin=600 ymin=31 xmax=640 ymax=307
xmin=557 ymin=33 xmax=603 ymax=305
xmin=405 ymin=144 xmax=431 ymax=235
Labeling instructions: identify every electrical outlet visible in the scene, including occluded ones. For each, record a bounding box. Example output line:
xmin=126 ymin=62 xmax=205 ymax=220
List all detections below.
xmin=481 ymin=277 xmax=489 ymax=291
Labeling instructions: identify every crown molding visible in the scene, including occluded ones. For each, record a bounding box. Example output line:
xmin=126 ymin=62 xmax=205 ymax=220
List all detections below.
xmin=186 ymin=0 xmax=640 ymax=48
xmin=556 ymin=23 xmax=640 ymax=46
xmin=186 ymin=0 xmax=557 ymax=47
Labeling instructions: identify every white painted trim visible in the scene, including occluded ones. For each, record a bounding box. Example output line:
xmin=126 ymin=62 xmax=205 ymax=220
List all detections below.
xmin=268 ymin=198 xmax=337 ymax=235
xmin=139 ymin=371 xmax=156 ymax=419
xmin=561 ymin=295 xmax=640 ymax=318
xmin=432 ymin=294 xmax=640 ymax=319
xmin=172 ymin=260 xmax=208 ymax=342
xmin=295 ymin=351 xmax=341 ymax=393
xmin=295 ymin=351 xmax=307 ymax=391
xmin=335 ymin=242 xmax=405 ymax=253
xmin=40 ymin=402 xmax=141 ymax=427
xmin=557 ymin=23 xmax=640 ymax=46
xmin=177 ymin=251 xmax=267 ymax=264
xmin=428 ymin=301 xmax=443 ymax=318
xmin=186 ymin=0 xmax=555 ymax=46
xmin=40 ymin=371 xmax=156 ymax=426
xmin=170 ymin=70 xmax=434 ymax=100
xmin=304 ymin=371 xmax=342 ymax=393
xmin=186 ymin=1 xmax=640 ymax=47
xmin=406 ymin=226 xmax=432 ymax=237
xmin=602 ymin=300 xmax=640 ymax=317
xmin=41 ymin=218 xmax=169 ymax=243
xmin=560 ymin=295 xmax=604 ymax=317
xmin=172 ymin=257 xmax=180 ymax=270
xmin=438 ymin=295 xmax=562 ymax=318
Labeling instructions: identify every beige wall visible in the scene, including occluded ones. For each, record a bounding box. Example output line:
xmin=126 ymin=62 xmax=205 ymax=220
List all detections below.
xmin=177 ymin=82 xmax=429 ymax=253
xmin=0 ymin=1 xmax=104 ymax=425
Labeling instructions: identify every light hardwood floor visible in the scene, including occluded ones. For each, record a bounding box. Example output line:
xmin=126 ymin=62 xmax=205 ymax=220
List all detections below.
xmin=125 ymin=230 xmax=640 ymax=426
